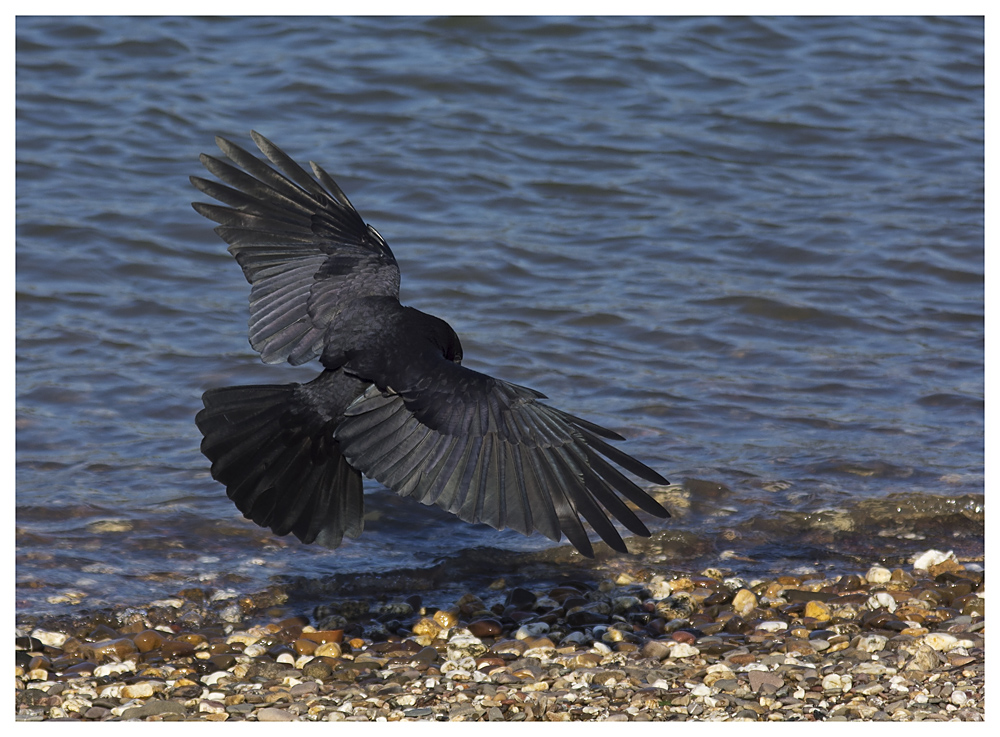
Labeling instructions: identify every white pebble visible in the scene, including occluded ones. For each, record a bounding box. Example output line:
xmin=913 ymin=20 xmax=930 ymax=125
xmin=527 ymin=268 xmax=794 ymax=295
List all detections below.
xmin=667 ymin=642 xmax=699 ymax=658
xmin=62 ymin=697 xmax=93 ymax=713
xmin=94 ymin=662 xmax=135 ymax=678
xmin=441 ymin=656 xmax=476 ymax=674
xmin=560 ymin=631 xmax=589 ymax=646
xmin=867 ymin=592 xmax=897 ymax=612
xmin=647 ymin=576 xmax=673 ymax=599
xmin=923 ymin=633 xmax=959 ymax=651
xmin=447 ymin=633 xmax=487 ymax=660
xmin=201 ymin=671 xmax=230 ymax=686
xmin=149 ymin=598 xmax=185 ymax=608
xmin=30 ymin=629 xmax=67 ymax=648
xmin=122 ymin=682 xmax=155 ymax=699
xmin=756 ymin=621 xmax=788 ymax=633
xmin=912 ymin=549 xmax=956 ymax=571
xmin=822 ymin=673 xmax=852 ymax=692
xmin=865 ymin=566 xmax=892 ymax=584
xmin=950 ymin=690 xmax=969 ymax=706
xmin=514 ymin=622 xmax=549 ymax=640
xmin=99 ymin=684 xmax=124 ymax=699
xmin=523 ymin=646 xmax=557 ymax=660
xmin=857 ymin=635 xmax=888 ymax=653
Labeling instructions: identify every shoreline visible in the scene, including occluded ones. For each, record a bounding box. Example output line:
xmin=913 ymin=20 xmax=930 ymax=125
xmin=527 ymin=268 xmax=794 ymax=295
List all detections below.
xmin=15 ymin=549 xmax=984 ymax=722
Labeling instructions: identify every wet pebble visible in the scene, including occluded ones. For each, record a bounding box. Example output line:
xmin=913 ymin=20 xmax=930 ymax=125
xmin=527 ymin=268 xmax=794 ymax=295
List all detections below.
xmin=14 ymin=551 xmax=983 ymax=723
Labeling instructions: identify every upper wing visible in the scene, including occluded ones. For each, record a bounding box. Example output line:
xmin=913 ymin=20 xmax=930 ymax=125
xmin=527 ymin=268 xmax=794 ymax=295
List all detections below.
xmin=334 ymin=360 xmax=669 ymax=557
xmin=191 ymin=131 xmax=400 ymax=366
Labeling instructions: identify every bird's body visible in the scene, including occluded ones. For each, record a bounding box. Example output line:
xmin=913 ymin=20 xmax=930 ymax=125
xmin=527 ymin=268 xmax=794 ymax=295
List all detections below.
xmin=193 ymin=132 xmax=669 ymax=558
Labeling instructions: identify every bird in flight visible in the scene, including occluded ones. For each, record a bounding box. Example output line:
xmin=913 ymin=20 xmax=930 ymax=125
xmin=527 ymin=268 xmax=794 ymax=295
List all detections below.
xmin=192 ymin=132 xmax=669 ymax=558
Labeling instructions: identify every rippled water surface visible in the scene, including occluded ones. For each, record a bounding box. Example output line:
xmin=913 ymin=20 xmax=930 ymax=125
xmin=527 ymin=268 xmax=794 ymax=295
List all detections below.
xmin=16 ymin=16 xmax=984 ymax=615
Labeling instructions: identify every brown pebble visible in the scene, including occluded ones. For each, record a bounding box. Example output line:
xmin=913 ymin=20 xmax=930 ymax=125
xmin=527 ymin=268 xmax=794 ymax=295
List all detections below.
xmin=293 ymin=638 xmax=317 ymax=656
xmin=748 ymin=670 xmax=784 ymax=693
xmin=526 ymin=636 xmax=556 ymax=649
xmin=81 ymin=637 xmax=138 ymax=663
xmin=257 ymin=707 xmax=297 ymax=722
xmin=433 ymin=609 xmax=459 ymax=629
xmin=572 ymin=652 xmax=603 ymax=667
xmin=60 ymin=637 xmax=84 ymax=655
xmin=159 ymin=640 xmax=196 ymax=658
xmin=490 ymin=639 xmax=527 ymax=655
xmin=549 ymin=586 xmax=583 ymax=603
xmin=302 ymin=660 xmax=332 ymax=679
xmin=928 ymin=558 xmax=965 ymax=577
xmin=727 ymin=652 xmax=757 ymax=666
xmin=671 ymin=631 xmax=696 ymax=644
xmin=763 ymin=581 xmax=784 ymax=599
xmin=300 ymin=629 xmax=343 ymax=645
xmin=640 ymin=640 xmax=672 ymax=660
xmin=782 ymin=637 xmax=815 ymax=654
xmin=457 ymin=594 xmax=488 ymax=616
xmin=88 ymin=624 xmax=119 ymax=641
xmin=468 ymin=619 xmax=502 ymax=637
xmin=132 ymin=630 xmax=165 ymax=653
xmin=177 ymin=633 xmax=208 ymax=646
xmin=62 ymin=662 xmax=96 ymax=677
xmin=209 ymin=654 xmax=236 ymax=670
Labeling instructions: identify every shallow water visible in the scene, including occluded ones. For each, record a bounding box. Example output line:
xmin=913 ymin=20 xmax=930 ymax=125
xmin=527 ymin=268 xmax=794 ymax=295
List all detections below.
xmin=16 ymin=16 xmax=983 ymax=615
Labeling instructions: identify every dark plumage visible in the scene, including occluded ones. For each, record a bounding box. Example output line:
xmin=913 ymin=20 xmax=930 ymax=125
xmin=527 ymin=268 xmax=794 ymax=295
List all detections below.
xmin=192 ymin=131 xmax=669 ymax=557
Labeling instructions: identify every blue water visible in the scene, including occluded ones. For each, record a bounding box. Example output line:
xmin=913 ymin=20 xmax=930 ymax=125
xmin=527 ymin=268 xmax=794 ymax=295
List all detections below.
xmin=16 ymin=16 xmax=983 ymax=616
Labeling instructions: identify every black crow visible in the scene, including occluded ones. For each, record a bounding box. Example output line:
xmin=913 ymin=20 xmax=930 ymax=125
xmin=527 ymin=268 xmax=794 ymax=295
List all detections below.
xmin=192 ymin=132 xmax=669 ymax=557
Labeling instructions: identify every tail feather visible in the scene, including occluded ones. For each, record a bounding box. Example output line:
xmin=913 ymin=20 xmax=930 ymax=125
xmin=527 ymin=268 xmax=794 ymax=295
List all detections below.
xmin=196 ymin=382 xmax=364 ymax=547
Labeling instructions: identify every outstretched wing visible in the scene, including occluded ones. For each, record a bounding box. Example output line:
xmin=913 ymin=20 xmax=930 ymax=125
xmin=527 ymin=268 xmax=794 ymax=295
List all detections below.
xmin=191 ymin=131 xmax=400 ymax=366
xmin=335 ymin=360 xmax=669 ymax=557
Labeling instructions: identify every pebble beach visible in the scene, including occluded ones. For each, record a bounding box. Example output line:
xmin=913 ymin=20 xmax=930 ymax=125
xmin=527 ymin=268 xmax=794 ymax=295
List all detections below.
xmin=15 ymin=547 xmax=984 ymax=722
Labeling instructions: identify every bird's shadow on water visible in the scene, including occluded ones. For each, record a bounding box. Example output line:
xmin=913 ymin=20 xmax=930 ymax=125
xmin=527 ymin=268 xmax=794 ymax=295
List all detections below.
xmin=278 ymin=544 xmax=609 ymax=611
